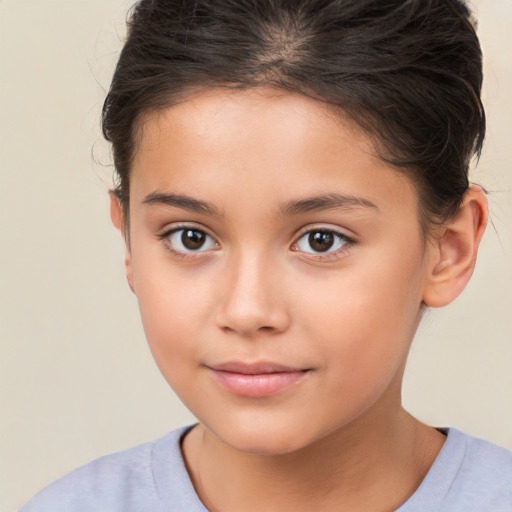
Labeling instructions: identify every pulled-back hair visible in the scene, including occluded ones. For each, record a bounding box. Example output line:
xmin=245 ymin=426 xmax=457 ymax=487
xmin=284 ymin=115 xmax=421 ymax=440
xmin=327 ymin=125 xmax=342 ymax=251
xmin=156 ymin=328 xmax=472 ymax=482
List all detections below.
xmin=102 ymin=0 xmax=485 ymax=230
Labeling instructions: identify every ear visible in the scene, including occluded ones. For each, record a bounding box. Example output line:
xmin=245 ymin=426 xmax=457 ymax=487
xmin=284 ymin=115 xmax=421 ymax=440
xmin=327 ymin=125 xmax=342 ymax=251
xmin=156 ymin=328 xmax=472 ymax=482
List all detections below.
xmin=109 ymin=190 xmax=135 ymax=294
xmin=422 ymin=184 xmax=488 ymax=308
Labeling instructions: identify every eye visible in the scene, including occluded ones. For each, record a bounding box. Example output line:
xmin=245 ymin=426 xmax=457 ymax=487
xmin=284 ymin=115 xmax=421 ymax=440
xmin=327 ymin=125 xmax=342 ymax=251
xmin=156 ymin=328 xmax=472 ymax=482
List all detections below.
xmin=165 ymin=227 xmax=218 ymax=254
xmin=294 ymin=229 xmax=349 ymax=254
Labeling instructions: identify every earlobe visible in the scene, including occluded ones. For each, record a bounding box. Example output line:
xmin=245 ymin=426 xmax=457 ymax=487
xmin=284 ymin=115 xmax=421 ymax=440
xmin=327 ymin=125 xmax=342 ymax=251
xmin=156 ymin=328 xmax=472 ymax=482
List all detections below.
xmin=109 ymin=191 xmax=135 ymax=294
xmin=422 ymin=185 xmax=488 ymax=308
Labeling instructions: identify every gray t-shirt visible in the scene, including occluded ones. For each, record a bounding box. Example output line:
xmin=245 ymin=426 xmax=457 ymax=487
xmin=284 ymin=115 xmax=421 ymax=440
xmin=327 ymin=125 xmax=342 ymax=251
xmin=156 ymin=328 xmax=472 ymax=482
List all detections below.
xmin=19 ymin=426 xmax=512 ymax=511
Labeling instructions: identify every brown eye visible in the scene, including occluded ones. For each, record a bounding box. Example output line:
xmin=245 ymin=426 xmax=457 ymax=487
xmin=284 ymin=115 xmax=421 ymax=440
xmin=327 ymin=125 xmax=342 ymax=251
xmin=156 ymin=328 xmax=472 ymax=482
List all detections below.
xmin=166 ymin=228 xmax=218 ymax=253
xmin=308 ymin=231 xmax=335 ymax=252
xmin=182 ymin=229 xmax=206 ymax=250
xmin=295 ymin=229 xmax=349 ymax=255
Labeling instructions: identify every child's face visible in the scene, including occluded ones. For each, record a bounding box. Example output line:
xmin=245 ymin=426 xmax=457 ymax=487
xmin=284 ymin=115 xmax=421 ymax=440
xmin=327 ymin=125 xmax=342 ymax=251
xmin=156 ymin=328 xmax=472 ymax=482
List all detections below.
xmin=123 ymin=88 xmax=434 ymax=454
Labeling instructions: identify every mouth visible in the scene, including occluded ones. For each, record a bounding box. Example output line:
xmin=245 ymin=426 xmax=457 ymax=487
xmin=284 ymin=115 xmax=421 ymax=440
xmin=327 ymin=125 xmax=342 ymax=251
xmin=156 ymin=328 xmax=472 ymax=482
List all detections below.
xmin=206 ymin=361 xmax=311 ymax=398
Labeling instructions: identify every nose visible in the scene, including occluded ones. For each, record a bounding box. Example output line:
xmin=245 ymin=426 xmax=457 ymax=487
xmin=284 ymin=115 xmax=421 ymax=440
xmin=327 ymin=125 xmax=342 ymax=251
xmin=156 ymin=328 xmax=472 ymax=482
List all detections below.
xmin=215 ymin=252 xmax=291 ymax=337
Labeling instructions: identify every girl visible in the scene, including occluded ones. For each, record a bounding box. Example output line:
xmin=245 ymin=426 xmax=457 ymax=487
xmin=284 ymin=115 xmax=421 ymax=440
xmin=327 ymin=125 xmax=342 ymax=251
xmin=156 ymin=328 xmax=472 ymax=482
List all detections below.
xmin=18 ymin=0 xmax=512 ymax=510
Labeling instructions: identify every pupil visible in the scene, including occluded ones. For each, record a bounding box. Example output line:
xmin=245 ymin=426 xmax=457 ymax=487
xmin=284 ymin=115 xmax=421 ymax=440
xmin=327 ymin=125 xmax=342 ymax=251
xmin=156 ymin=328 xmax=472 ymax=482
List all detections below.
xmin=182 ymin=229 xmax=206 ymax=250
xmin=309 ymin=231 xmax=334 ymax=252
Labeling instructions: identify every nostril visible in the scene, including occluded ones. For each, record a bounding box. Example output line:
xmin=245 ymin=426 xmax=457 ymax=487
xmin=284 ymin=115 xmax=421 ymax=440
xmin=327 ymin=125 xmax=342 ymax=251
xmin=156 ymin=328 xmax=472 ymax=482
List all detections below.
xmin=221 ymin=324 xmax=275 ymax=335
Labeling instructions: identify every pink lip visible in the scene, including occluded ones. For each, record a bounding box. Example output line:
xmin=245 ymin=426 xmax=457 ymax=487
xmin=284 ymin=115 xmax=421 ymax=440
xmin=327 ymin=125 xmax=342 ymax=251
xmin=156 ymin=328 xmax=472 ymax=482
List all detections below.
xmin=207 ymin=362 xmax=310 ymax=398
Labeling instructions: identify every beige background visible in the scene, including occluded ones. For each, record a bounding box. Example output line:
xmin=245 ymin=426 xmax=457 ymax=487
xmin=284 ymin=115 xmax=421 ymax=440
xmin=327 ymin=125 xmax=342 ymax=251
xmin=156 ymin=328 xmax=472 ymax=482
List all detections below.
xmin=0 ymin=0 xmax=510 ymax=510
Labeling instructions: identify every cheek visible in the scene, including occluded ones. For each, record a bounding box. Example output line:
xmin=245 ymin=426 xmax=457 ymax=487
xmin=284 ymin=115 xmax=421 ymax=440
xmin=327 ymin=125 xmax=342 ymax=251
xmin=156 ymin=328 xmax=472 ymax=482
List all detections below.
xmin=300 ymin=249 xmax=425 ymax=385
xmin=131 ymin=258 xmax=217 ymax=376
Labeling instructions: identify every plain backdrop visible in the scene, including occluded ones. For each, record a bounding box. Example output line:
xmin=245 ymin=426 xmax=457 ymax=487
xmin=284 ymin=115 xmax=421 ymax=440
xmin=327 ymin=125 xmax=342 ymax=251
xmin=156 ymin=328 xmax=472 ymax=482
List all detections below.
xmin=0 ymin=0 xmax=511 ymax=510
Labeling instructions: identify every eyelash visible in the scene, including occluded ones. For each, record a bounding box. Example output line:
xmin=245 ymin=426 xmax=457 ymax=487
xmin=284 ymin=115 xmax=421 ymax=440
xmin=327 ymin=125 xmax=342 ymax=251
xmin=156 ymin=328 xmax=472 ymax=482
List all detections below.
xmin=158 ymin=224 xmax=219 ymax=260
xmin=157 ymin=224 xmax=355 ymax=261
xmin=291 ymin=228 xmax=354 ymax=260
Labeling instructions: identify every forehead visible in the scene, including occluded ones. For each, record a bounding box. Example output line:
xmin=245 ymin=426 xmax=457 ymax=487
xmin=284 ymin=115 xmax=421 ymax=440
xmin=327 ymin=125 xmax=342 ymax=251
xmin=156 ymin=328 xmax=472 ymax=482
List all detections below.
xmin=134 ymin=87 xmax=350 ymax=161
xmin=130 ymin=87 xmax=418 ymax=217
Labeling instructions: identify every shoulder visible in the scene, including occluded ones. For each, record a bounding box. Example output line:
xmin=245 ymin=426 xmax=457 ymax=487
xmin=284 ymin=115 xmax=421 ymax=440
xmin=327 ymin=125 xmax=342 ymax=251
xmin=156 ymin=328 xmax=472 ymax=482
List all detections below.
xmin=451 ymin=430 xmax=512 ymax=506
xmin=462 ymin=429 xmax=512 ymax=470
xmin=18 ymin=427 xmax=193 ymax=512
xmin=399 ymin=428 xmax=512 ymax=512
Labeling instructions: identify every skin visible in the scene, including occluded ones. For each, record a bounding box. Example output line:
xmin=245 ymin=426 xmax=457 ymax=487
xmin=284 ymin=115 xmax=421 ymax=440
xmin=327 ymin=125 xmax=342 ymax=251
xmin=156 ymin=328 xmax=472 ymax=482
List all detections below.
xmin=110 ymin=88 xmax=487 ymax=511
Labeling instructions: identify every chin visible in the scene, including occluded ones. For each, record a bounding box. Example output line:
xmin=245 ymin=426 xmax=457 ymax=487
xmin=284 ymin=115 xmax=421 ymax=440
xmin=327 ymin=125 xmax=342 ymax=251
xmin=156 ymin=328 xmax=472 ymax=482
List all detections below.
xmin=224 ymin=432 xmax=308 ymax=456
xmin=201 ymin=413 xmax=326 ymax=457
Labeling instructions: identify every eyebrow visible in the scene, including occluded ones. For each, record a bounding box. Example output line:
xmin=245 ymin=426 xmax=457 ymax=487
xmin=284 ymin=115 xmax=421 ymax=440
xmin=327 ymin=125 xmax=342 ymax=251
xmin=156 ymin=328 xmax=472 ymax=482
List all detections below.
xmin=142 ymin=191 xmax=378 ymax=218
xmin=142 ymin=192 xmax=222 ymax=216
xmin=280 ymin=193 xmax=379 ymax=216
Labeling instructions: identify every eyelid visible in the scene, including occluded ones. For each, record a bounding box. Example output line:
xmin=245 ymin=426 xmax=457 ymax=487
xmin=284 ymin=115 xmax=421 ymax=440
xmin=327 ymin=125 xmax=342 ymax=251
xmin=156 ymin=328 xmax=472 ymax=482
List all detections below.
xmin=292 ymin=223 xmax=356 ymax=243
xmin=157 ymin=222 xmax=220 ymax=257
xmin=157 ymin=221 xmax=217 ymax=239
xmin=291 ymin=224 xmax=356 ymax=258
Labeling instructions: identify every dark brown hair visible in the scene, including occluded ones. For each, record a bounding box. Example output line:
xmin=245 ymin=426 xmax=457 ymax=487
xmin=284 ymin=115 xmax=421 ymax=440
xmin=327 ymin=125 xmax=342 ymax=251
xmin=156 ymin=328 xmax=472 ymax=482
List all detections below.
xmin=102 ymin=0 xmax=485 ymax=229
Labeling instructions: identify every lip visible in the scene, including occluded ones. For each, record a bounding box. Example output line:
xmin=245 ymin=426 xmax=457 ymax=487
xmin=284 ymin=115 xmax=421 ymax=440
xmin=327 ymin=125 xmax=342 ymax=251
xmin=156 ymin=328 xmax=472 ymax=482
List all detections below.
xmin=206 ymin=361 xmax=311 ymax=398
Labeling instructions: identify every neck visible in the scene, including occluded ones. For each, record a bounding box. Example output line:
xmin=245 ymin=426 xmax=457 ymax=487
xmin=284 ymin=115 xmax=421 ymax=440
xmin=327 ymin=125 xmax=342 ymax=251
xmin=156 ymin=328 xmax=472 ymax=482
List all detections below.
xmin=182 ymin=405 xmax=445 ymax=512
